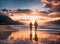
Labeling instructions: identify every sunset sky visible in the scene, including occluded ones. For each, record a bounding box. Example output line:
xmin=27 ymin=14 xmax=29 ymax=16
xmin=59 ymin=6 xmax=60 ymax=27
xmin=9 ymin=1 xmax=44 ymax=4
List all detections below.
xmin=0 ymin=0 xmax=46 ymax=11
xmin=0 ymin=0 xmax=60 ymax=25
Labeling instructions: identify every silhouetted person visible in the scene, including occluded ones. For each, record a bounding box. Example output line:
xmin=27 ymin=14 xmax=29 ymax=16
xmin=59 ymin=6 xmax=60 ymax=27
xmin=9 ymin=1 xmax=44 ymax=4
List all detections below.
xmin=34 ymin=21 xmax=38 ymax=41
xmin=34 ymin=21 xmax=38 ymax=31
xmin=29 ymin=22 xmax=32 ymax=31
xmin=29 ymin=22 xmax=33 ymax=41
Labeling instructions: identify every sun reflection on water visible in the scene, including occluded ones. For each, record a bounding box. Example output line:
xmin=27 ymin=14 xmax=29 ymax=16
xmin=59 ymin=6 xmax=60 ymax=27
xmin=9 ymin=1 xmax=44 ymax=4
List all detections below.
xmin=6 ymin=29 xmax=60 ymax=44
xmin=8 ymin=29 xmax=60 ymax=42
xmin=32 ymin=30 xmax=35 ymax=38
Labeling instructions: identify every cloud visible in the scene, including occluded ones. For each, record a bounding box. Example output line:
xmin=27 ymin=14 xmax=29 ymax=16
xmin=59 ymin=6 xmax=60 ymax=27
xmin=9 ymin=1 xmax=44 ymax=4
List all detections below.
xmin=41 ymin=0 xmax=60 ymax=2
xmin=41 ymin=0 xmax=60 ymax=8
xmin=51 ymin=5 xmax=60 ymax=12
xmin=41 ymin=0 xmax=60 ymax=17
xmin=42 ymin=3 xmax=52 ymax=8
xmin=17 ymin=9 xmax=32 ymax=13
xmin=48 ymin=12 xmax=60 ymax=17
xmin=39 ymin=11 xmax=49 ymax=16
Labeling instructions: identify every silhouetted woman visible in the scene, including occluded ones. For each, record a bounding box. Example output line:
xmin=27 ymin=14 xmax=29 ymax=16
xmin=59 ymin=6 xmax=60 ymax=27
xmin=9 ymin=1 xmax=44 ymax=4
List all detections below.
xmin=29 ymin=22 xmax=32 ymax=31
xmin=29 ymin=22 xmax=32 ymax=41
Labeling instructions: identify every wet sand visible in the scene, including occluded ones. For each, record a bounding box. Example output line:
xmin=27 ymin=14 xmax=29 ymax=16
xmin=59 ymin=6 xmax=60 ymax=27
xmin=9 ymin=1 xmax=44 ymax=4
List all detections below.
xmin=0 ymin=29 xmax=60 ymax=44
xmin=0 ymin=27 xmax=19 ymax=40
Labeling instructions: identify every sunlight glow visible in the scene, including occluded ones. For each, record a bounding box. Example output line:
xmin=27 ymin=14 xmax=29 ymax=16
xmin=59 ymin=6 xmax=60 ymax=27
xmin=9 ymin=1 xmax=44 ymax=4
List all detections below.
xmin=10 ymin=15 xmax=40 ymax=24
xmin=9 ymin=15 xmax=60 ymax=25
xmin=32 ymin=30 xmax=35 ymax=38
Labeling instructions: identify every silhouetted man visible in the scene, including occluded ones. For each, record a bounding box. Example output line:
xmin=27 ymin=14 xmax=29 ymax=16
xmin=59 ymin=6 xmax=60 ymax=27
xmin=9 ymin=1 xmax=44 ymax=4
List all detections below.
xmin=34 ymin=21 xmax=38 ymax=41
xmin=34 ymin=21 xmax=38 ymax=31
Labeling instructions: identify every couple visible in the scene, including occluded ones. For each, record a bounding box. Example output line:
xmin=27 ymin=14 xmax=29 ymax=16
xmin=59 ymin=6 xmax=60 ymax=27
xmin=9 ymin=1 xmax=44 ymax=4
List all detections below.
xmin=29 ymin=21 xmax=38 ymax=31
xmin=29 ymin=21 xmax=38 ymax=41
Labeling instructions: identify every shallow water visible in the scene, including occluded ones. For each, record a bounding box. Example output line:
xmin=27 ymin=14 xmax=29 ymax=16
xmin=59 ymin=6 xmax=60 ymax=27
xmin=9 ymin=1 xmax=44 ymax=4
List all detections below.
xmin=0 ymin=28 xmax=60 ymax=44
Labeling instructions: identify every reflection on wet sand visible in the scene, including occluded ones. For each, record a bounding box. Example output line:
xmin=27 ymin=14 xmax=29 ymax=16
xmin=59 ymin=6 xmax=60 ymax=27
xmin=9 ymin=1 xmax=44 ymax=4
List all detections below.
xmin=8 ymin=29 xmax=60 ymax=44
xmin=0 ymin=31 xmax=12 ymax=40
xmin=30 ymin=29 xmax=32 ymax=41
